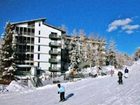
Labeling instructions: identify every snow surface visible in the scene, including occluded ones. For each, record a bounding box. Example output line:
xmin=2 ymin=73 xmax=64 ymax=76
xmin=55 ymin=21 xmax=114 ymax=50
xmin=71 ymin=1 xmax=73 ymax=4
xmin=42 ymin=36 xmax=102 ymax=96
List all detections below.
xmin=0 ymin=61 xmax=140 ymax=105
xmin=5 ymin=81 xmax=29 ymax=92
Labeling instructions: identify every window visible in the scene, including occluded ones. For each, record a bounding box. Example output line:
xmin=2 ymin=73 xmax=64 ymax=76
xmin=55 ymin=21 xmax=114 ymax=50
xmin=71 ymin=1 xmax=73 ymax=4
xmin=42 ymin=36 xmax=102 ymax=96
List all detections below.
xmin=38 ymin=62 xmax=40 ymax=67
xmin=28 ymin=22 xmax=35 ymax=27
xmin=38 ymin=45 xmax=40 ymax=51
xmin=31 ymin=46 xmax=34 ymax=52
xmin=38 ymin=37 xmax=40 ymax=43
xmin=38 ymin=54 xmax=40 ymax=59
xmin=24 ymin=28 xmax=27 ymax=34
xmin=51 ymin=32 xmax=57 ymax=35
xmin=39 ymin=31 xmax=40 ymax=35
xmin=20 ymin=27 xmax=23 ymax=34
xmin=28 ymin=28 xmax=31 ymax=35
xmin=16 ymin=27 xmax=19 ymax=33
xmin=31 ymin=38 xmax=34 ymax=44
xmin=32 ymin=29 xmax=34 ymax=33
xmin=31 ymin=54 xmax=33 ymax=60
xmin=51 ymin=64 xmax=57 ymax=69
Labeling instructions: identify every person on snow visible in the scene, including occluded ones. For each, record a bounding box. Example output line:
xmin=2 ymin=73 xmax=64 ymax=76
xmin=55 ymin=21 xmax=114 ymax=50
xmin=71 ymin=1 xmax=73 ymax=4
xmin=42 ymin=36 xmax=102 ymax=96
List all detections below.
xmin=124 ymin=67 xmax=129 ymax=78
xmin=110 ymin=69 xmax=114 ymax=77
xmin=57 ymin=84 xmax=65 ymax=102
xmin=118 ymin=71 xmax=123 ymax=84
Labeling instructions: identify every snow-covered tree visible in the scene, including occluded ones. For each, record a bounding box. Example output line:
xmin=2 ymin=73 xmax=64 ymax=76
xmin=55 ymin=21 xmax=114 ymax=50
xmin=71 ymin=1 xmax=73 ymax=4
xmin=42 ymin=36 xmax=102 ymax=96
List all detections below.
xmin=106 ymin=40 xmax=117 ymax=67
xmin=115 ymin=52 xmax=133 ymax=68
xmin=1 ymin=23 xmax=15 ymax=80
xmin=134 ymin=48 xmax=140 ymax=61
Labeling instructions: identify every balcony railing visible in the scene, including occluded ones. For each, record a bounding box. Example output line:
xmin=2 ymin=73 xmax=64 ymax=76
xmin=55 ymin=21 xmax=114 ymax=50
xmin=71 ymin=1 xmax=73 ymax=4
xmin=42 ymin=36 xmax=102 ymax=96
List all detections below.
xmin=49 ymin=58 xmax=61 ymax=63
xmin=15 ymin=70 xmax=30 ymax=76
xmin=49 ymin=42 xmax=61 ymax=47
xmin=49 ymin=34 xmax=61 ymax=40
xmin=49 ymin=50 xmax=61 ymax=55
xmin=49 ymin=67 xmax=61 ymax=72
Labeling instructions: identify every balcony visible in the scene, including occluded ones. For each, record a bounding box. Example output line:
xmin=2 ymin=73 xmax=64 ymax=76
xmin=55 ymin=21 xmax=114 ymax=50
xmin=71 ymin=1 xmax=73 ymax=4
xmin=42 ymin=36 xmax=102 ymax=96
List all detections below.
xmin=49 ymin=58 xmax=61 ymax=64
xmin=15 ymin=70 xmax=30 ymax=76
xmin=49 ymin=34 xmax=61 ymax=40
xmin=49 ymin=50 xmax=61 ymax=55
xmin=49 ymin=42 xmax=61 ymax=47
xmin=49 ymin=67 xmax=61 ymax=72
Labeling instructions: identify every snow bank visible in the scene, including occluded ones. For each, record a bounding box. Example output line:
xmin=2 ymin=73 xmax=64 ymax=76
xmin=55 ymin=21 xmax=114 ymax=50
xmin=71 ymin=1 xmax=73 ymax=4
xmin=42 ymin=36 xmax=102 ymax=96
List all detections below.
xmin=80 ymin=65 xmax=115 ymax=75
xmin=5 ymin=81 xmax=29 ymax=92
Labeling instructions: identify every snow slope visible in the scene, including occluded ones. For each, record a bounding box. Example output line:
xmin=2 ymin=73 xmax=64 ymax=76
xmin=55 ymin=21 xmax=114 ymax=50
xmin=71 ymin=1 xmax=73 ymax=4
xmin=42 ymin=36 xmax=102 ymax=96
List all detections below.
xmin=0 ymin=61 xmax=140 ymax=105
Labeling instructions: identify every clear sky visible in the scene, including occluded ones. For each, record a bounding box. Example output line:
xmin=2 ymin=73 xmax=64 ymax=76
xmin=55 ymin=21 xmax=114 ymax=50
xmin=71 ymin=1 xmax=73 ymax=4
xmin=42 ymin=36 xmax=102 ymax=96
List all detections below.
xmin=0 ymin=0 xmax=140 ymax=55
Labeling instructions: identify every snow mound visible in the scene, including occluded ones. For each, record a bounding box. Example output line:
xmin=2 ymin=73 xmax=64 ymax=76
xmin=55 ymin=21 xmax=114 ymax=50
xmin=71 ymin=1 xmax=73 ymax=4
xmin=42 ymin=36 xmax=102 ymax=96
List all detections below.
xmin=6 ymin=81 xmax=29 ymax=92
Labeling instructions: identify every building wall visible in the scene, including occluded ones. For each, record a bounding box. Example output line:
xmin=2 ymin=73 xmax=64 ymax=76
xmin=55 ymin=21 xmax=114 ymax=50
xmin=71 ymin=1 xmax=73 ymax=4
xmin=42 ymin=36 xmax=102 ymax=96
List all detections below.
xmin=34 ymin=21 xmax=62 ymax=71
xmin=16 ymin=23 xmax=28 ymax=27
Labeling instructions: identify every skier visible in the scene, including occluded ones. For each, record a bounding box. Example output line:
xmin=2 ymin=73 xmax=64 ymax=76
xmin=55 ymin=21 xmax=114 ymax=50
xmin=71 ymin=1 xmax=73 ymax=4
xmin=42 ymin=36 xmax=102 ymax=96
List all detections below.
xmin=57 ymin=84 xmax=65 ymax=102
xmin=124 ymin=67 xmax=129 ymax=78
xmin=110 ymin=69 xmax=114 ymax=77
xmin=118 ymin=71 xmax=123 ymax=84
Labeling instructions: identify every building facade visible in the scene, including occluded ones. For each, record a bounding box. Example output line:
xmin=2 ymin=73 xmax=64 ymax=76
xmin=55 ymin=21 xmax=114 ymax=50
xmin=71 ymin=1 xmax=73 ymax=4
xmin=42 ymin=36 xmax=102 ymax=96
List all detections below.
xmin=1 ymin=18 xmax=65 ymax=76
xmin=1 ymin=18 xmax=106 ymax=77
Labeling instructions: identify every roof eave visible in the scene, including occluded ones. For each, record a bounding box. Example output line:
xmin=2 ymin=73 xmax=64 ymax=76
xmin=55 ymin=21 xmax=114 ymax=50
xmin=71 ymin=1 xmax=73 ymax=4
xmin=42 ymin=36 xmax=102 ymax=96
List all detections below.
xmin=11 ymin=18 xmax=46 ymax=25
xmin=43 ymin=23 xmax=66 ymax=33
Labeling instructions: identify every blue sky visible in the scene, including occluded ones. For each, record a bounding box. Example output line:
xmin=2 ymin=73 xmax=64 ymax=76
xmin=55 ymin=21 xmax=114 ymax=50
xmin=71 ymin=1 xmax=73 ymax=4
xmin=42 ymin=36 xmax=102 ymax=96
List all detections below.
xmin=0 ymin=0 xmax=140 ymax=55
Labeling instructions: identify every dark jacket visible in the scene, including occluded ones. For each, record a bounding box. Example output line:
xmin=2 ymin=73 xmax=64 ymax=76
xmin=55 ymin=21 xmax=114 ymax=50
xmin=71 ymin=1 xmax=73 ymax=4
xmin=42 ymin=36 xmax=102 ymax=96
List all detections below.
xmin=124 ymin=68 xmax=129 ymax=73
xmin=118 ymin=71 xmax=123 ymax=77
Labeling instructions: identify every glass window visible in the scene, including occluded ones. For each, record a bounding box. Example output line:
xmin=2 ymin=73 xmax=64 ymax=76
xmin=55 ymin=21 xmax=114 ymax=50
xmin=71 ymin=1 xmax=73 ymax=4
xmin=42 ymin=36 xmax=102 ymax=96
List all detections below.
xmin=32 ymin=29 xmax=34 ymax=33
xmin=24 ymin=28 xmax=27 ymax=34
xmin=38 ymin=37 xmax=40 ymax=43
xmin=20 ymin=27 xmax=23 ymax=34
xmin=38 ymin=54 xmax=40 ymax=59
xmin=38 ymin=62 xmax=40 ymax=67
xmin=39 ymin=22 xmax=41 ymax=26
xmin=38 ymin=45 xmax=40 ymax=51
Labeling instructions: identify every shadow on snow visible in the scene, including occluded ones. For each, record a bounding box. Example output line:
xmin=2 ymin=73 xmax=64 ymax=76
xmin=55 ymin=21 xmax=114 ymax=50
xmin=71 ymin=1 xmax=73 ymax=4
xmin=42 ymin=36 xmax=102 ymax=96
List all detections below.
xmin=65 ymin=93 xmax=74 ymax=100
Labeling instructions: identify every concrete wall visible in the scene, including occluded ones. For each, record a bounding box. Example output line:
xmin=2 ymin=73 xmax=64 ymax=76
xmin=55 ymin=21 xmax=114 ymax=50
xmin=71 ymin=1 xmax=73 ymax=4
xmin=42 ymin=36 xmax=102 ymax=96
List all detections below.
xmin=34 ymin=21 xmax=62 ymax=71
xmin=16 ymin=23 xmax=28 ymax=27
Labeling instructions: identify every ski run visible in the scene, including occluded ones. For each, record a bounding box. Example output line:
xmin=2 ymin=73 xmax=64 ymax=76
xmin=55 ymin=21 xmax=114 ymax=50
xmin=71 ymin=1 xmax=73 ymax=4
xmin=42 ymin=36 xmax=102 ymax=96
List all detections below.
xmin=0 ymin=60 xmax=140 ymax=105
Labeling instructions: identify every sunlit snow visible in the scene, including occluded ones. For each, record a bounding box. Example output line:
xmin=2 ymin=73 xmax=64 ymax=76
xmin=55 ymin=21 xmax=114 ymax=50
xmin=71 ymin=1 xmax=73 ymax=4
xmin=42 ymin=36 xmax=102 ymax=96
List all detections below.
xmin=0 ymin=61 xmax=140 ymax=105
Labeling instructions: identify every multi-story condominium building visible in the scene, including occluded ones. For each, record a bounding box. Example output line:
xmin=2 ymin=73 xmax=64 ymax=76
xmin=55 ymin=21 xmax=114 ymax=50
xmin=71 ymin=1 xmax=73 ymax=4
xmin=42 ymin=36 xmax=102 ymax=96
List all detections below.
xmin=1 ymin=18 xmax=106 ymax=78
xmin=1 ymin=18 xmax=65 ymax=77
